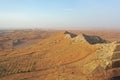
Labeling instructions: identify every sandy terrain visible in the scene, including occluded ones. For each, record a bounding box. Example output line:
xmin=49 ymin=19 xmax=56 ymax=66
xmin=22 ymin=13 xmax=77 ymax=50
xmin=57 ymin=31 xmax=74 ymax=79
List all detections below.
xmin=0 ymin=30 xmax=119 ymax=80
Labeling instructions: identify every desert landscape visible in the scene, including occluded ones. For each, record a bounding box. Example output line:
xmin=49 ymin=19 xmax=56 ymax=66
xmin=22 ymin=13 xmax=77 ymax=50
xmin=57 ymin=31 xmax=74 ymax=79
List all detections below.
xmin=0 ymin=29 xmax=120 ymax=80
xmin=0 ymin=0 xmax=120 ymax=80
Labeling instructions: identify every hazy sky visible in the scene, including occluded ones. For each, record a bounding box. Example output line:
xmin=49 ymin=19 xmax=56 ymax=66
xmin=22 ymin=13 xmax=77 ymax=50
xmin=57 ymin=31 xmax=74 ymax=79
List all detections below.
xmin=0 ymin=0 xmax=120 ymax=30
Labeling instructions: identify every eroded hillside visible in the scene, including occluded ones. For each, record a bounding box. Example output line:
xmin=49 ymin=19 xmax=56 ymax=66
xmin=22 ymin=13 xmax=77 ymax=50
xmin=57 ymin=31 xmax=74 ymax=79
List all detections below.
xmin=0 ymin=31 xmax=119 ymax=80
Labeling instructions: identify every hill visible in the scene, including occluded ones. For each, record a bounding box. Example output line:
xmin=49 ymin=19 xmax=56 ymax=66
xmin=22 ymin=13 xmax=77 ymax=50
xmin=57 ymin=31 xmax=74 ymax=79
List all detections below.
xmin=0 ymin=31 xmax=119 ymax=80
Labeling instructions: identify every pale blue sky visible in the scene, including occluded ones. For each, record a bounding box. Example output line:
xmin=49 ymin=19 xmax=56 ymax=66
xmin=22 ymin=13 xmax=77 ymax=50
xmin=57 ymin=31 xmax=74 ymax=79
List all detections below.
xmin=0 ymin=0 xmax=120 ymax=30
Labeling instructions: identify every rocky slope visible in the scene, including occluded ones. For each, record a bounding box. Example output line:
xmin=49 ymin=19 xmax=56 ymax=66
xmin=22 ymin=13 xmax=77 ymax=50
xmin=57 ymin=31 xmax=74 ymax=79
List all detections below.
xmin=0 ymin=31 xmax=119 ymax=80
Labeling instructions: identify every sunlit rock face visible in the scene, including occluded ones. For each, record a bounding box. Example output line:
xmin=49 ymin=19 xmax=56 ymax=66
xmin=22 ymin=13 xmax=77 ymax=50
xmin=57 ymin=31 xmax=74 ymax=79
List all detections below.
xmin=106 ymin=42 xmax=120 ymax=80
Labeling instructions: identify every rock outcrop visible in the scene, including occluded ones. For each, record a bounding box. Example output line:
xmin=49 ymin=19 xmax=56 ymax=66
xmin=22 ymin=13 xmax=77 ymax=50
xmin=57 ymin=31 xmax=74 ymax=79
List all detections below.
xmin=64 ymin=31 xmax=107 ymax=44
xmin=64 ymin=32 xmax=120 ymax=80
